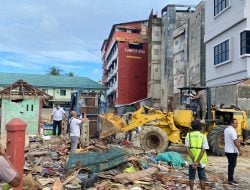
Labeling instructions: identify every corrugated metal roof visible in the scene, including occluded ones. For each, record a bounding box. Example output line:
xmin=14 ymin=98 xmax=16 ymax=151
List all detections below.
xmin=0 ymin=72 xmax=105 ymax=89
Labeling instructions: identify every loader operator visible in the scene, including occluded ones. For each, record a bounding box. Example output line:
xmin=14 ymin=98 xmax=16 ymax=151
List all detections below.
xmin=190 ymin=90 xmax=206 ymax=122
xmin=185 ymin=120 xmax=209 ymax=190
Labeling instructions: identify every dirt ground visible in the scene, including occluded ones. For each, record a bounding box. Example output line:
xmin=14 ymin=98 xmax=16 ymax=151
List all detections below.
xmin=129 ymin=134 xmax=250 ymax=190
xmin=206 ymin=146 xmax=250 ymax=190
xmin=165 ymin=144 xmax=250 ymax=190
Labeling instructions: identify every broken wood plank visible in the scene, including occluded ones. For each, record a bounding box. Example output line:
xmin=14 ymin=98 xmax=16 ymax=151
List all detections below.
xmin=36 ymin=178 xmax=54 ymax=186
xmin=35 ymin=156 xmax=44 ymax=166
xmin=62 ymin=171 xmax=79 ymax=186
xmin=94 ymin=143 xmax=107 ymax=150
xmin=114 ymin=167 xmax=158 ymax=184
xmin=53 ymin=178 xmax=63 ymax=190
xmin=28 ymin=151 xmax=47 ymax=157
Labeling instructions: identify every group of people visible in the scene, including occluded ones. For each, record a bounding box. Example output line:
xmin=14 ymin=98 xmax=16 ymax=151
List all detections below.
xmin=186 ymin=118 xmax=241 ymax=190
xmin=51 ymin=104 xmax=89 ymax=154
xmin=0 ymin=104 xmax=243 ymax=189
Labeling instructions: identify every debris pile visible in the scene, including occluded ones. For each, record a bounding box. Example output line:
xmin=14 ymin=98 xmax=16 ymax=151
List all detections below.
xmin=18 ymin=134 xmax=234 ymax=190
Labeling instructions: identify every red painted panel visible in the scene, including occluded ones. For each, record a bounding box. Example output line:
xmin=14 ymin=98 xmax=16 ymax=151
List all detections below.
xmin=116 ymin=41 xmax=148 ymax=104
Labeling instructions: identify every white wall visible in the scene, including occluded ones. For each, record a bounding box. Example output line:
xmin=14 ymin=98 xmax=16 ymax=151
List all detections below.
xmin=205 ymin=0 xmax=250 ymax=87
xmin=205 ymin=0 xmax=246 ymax=42
xmin=206 ymin=20 xmax=248 ymax=86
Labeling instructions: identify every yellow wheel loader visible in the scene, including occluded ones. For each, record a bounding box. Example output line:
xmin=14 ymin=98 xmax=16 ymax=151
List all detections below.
xmin=99 ymin=106 xmax=185 ymax=152
xmin=99 ymin=87 xmax=249 ymax=155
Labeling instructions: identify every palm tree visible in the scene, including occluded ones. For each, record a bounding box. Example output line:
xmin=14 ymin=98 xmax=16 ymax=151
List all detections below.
xmin=65 ymin=72 xmax=75 ymax=77
xmin=47 ymin=67 xmax=62 ymax=76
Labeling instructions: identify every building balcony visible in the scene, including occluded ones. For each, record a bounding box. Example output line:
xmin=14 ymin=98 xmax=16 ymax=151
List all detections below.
xmin=107 ymin=81 xmax=118 ymax=95
xmin=107 ymin=67 xmax=118 ymax=81
xmin=107 ymin=50 xmax=118 ymax=68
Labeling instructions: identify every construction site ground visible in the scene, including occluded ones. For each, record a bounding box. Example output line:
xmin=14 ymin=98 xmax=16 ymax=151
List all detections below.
xmin=3 ymin=132 xmax=250 ymax=190
xmin=168 ymin=143 xmax=250 ymax=190
xmin=132 ymin=134 xmax=250 ymax=190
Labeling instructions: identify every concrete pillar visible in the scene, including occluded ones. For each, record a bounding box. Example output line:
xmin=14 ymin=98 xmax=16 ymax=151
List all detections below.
xmin=6 ymin=118 xmax=27 ymax=190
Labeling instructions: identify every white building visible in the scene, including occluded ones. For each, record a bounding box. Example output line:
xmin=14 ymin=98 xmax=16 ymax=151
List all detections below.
xmin=204 ymin=0 xmax=250 ymax=111
xmin=205 ymin=0 xmax=250 ymax=87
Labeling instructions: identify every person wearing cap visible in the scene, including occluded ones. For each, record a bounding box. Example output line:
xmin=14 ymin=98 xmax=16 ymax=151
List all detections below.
xmin=185 ymin=120 xmax=209 ymax=190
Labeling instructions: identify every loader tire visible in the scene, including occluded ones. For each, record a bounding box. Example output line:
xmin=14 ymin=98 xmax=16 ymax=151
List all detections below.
xmin=208 ymin=126 xmax=225 ymax=156
xmin=140 ymin=126 xmax=169 ymax=152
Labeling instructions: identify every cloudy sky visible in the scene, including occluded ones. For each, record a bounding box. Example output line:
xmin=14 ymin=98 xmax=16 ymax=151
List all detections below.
xmin=0 ymin=0 xmax=201 ymax=81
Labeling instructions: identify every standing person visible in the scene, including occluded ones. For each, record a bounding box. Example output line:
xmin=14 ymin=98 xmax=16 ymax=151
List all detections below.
xmin=51 ymin=104 xmax=66 ymax=136
xmin=69 ymin=111 xmax=85 ymax=154
xmin=0 ymin=144 xmax=21 ymax=187
xmin=124 ymin=114 xmax=133 ymax=144
xmin=190 ymin=90 xmax=206 ymax=121
xmin=185 ymin=120 xmax=209 ymax=190
xmin=224 ymin=119 xmax=241 ymax=185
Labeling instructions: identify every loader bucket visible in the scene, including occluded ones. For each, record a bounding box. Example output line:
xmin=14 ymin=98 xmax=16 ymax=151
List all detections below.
xmin=99 ymin=113 xmax=127 ymax=139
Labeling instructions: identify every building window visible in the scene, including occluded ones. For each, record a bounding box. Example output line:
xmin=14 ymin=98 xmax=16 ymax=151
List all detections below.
xmin=214 ymin=39 xmax=229 ymax=65
xmin=240 ymin=30 xmax=250 ymax=55
xmin=154 ymin=31 xmax=160 ymax=37
xmin=42 ymin=89 xmax=48 ymax=93
xmin=60 ymin=90 xmax=66 ymax=96
xmin=214 ymin=0 xmax=229 ymax=16
xmin=154 ymin=49 xmax=159 ymax=56
xmin=128 ymin=43 xmax=143 ymax=50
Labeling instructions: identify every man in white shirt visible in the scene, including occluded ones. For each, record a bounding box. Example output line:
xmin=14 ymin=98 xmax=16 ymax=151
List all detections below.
xmin=69 ymin=111 xmax=85 ymax=154
xmin=51 ymin=104 xmax=66 ymax=136
xmin=224 ymin=119 xmax=241 ymax=185
xmin=0 ymin=144 xmax=21 ymax=187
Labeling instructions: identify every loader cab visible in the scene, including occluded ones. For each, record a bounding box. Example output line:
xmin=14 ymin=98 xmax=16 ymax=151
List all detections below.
xmin=178 ymin=86 xmax=208 ymax=119
xmin=212 ymin=109 xmax=233 ymax=125
xmin=207 ymin=107 xmax=249 ymax=155
xmin=211 ymin=108 xmax=248 ymax=136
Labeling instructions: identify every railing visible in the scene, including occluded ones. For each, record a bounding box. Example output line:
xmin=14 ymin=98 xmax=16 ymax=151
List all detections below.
xmin=107 ymin=81 xmax=118 ymax=95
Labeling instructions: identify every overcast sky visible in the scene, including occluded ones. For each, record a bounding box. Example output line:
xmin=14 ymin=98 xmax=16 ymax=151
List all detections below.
xmin=0 ymin=0 xmax=201 ymax=81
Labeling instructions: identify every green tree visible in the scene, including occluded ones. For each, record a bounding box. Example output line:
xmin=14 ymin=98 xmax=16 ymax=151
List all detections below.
xmin=47 ymin=67 xmax=62 ymax=76
xmin=65 ymin=72 xmax=75 ymax=77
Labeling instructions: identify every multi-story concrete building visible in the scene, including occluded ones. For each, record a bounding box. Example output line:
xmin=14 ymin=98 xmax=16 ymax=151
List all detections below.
xmin=173 ymin=21 xmax=189 ymax=95
xmin=187 ymin=2 xmax=206 ymax=87
xmin=205 ymin=0 xmax=250 ymax=111
xmin=147 ymin=12 xmax=162 ymax=109
xmin=101 ymin=21 xmax=148 ymax=106
xmin=160 ymin=5 xmax=195 ymax=111
xmin=147 ymin=3 xmax=206 ymax=111
xmin=172 ymin=2 xmax=205 ymax=105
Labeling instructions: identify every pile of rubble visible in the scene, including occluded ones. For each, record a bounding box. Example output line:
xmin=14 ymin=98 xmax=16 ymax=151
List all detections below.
xmin=19 ymin=134 xmax=229 ymax=190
